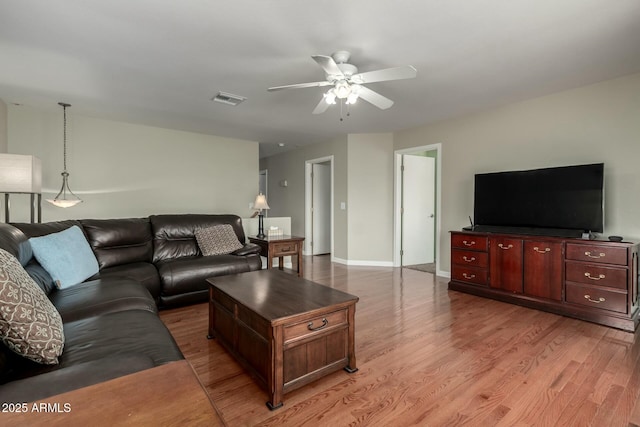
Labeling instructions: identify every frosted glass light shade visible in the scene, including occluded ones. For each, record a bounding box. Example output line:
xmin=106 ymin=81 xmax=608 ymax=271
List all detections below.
xmin=253 ymin=193 xmax=270 ymax=210
xmin=0 ymin=154 xmax=42 ymax=193
xmin=46 ymin=171 xmax=82 ymax=208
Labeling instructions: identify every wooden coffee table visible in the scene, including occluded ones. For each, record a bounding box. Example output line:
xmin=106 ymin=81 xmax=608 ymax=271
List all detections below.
xmin=207 ymin=270 xmax=358 ymax=410
xmin=2 ymin=361 xmax=225 ymax=426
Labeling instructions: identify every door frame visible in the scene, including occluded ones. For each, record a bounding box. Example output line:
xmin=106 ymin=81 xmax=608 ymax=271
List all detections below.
xmin=304 ymin=155 xmax=334 ymax=258
xmin=259 ymin=169 xmax=268 ymax=216
xmin=393 ymin=143 xmax=442 ymax=273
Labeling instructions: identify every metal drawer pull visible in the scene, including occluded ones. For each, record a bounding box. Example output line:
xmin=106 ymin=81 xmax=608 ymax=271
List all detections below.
xmin=307 ymin=318 xmax=328 ymax=331
xmin=584 ymin=272 xmax=605 ymax=281
xmin=498 ymin=244 xmax=513 ymax=250
xmin=462 ymin=240 xmax=475 ymax=247
xmin=533 ymin=247 xmax=550 ymax=254
xmin=585 ymin=251 xmax=605 ymax=259
xmin=463 ymin=256 xmax=476 ymax=262
xmin=462 ymin=273 xmax=476 ymax=279
xmin=584 ymin=294 xmax=605 ymax=303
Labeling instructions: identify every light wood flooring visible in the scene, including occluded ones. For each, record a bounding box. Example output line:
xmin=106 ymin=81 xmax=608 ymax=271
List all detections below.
xmin=160 ymin=256 xmax=640 ymax=426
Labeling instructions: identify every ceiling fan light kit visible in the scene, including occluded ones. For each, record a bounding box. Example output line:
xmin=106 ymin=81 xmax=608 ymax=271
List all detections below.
xmin=268 ymin=51 xmax=417 ymax=116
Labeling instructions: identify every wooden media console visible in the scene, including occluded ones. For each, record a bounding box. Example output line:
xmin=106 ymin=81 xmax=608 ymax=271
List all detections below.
xmin=449 ymin=231 xmax=639 ymax=331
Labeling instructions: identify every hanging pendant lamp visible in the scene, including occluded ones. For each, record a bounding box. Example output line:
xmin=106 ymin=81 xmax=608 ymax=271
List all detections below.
xmin=46 ymin=102 xmax=82 ymax=208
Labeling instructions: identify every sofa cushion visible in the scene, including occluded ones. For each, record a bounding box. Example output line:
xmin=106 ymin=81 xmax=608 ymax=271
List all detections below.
xmin=98 ymin=262 xmax=161 ymax=300
xmin=12 ymin=220 xmax=84 ymax=239
xmin=80 ymin=218 xmax=153 ymax=269
xmin=0 ymin=249 xmax=64 ymax=365
xmin=195 ymin=224 xmax=243 ymax=256
xmin=49 ymin=277 xmax=157 ymax=323
xmin=29 ymin=226 xmax=100 ymax=289
xmin=4 ymin=309 xmax=183 ymax=383
xmin=150 ymin=214 xmax=247 ymax=263
xmin=157 ymin=255 xmax=253 ymax=298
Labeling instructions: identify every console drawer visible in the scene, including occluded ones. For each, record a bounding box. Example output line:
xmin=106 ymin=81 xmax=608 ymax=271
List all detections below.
xmin=565 ymin=262 xmax=627 ymax=290
xmin=565 ymin=283 xmax=627 ymax=314
xmin=451 ymin=249 xmax=488 ymax=268
xmin=566 ymin=244 xmax=628 ymax=266
xmin=284 ymin=309 xmax=347 ymax=343
xmin=451 ymin=265 xmax=488 ymax=286
xmin=451 ymin=234 xmax=488 ymax=252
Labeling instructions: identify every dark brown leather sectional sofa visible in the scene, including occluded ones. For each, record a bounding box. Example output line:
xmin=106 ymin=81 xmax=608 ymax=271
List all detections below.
xmin=0 ymin=214 xmax=262 ymax=403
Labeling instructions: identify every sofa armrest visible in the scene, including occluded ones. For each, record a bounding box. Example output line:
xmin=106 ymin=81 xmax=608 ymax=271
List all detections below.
xmin=232 ymin=243 xmax=262 ymax=257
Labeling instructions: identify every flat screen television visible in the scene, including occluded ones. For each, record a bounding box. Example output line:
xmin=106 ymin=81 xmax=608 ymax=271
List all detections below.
xmin=473 ymin=163 xmax=604 ymax=236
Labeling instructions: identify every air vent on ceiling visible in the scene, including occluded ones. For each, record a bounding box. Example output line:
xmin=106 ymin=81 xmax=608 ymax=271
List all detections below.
xmin=211 ymin=92 xmax=247 ymax=106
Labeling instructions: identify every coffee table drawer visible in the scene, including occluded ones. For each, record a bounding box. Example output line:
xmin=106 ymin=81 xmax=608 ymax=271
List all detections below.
xmin=284 ymin=309 xmax=347 ymax=342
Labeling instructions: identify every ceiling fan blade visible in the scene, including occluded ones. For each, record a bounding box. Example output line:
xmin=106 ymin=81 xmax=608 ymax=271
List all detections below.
xmin=350 ymin=65 xmax=417 ymax=84
xmin=312 ymin=97 xmax=331 ymax=114
xmin=357 ymin=86 xmax=394 ymax=110
xmin=312 ymin=55 xmax=344 ymax=78
xmin=268 ymin=81 xmax=332 ymax=91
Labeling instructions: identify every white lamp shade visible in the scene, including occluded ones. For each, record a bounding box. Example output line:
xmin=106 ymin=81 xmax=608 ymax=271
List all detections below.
xmin=0 ymin=154 xmax=42 ymax=193
xmin=253 ymin=193 xmax=270 ymax=210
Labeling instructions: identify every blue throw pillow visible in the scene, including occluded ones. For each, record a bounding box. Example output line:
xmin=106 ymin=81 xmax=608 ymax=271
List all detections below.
xmin=29 ymin=225 xmax=99 ymax=289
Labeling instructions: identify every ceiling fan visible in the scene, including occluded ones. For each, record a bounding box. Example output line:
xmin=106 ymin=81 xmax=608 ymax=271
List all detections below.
xmin=268 ymin=51 xmax=417 ymax=114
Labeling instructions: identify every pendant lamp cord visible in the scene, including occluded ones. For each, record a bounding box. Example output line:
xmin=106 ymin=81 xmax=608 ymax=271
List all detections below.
xmin=58 ymin=102 xmax=71 ymax=173
xmin=62 ymin=104 xmax=67 ymax=173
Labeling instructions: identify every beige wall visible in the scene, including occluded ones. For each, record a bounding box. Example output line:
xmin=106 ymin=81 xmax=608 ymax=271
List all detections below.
xmin=347 ymin=133 xmax=394 ymax=264
xmin=395 ymin=72 xmax=640 ymax=275
xmin=259 ymin=133 xmax=395 ymax=265
xmin=259 ymin=135 xmax=348 ymax=260
xmin=7 ymin=105 xmax=259 ymax=222
xmin=0 ymin=99 xmax=7 ymax=153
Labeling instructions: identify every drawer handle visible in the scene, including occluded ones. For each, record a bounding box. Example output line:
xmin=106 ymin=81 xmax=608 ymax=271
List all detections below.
xmin=584 ymin=272 xmax=605 ymax=281
xmin=533 ymin=247 xmax=550 ymax=254
xmin=462 ymin=240 xmax=475 ymax=247
xmin=585 ymin=251 xmax=605 ymax=259
xmin=584 ymin=294 xmax=605 ymax=304
xmin=307 ymin=318 xmax=328 ymax=331
xmin=463 ymin=256 xmax=476 ymax=262
xmin=462 ymin=273 xmax=476 ymax=279
xmin=281 ymin=246 xmax=292 ymax=251
xmin=498 ymin=244 xmax=513 ymax=250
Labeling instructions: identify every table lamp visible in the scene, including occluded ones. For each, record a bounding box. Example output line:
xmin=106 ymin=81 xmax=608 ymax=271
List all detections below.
xmin=253 ymin=193 xmax=270 ymax=238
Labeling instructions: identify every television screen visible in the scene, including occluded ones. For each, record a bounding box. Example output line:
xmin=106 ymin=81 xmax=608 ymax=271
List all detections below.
xmin=473 ymin=163 xmax=604 ymax=233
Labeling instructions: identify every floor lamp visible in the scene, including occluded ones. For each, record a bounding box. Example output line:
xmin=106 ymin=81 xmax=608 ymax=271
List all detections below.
xmin=0 ymin=154 xmax=42 ymax=223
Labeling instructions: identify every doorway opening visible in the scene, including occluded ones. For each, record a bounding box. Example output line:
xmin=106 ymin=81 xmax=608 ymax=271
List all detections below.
xmin=394 ymin=144 xmax=442 ymax=274
xmin=305 ymin=156 xmax=334 ymax=258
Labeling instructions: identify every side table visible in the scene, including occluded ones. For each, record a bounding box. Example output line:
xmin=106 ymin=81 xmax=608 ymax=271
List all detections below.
xmin=249 ymin=235 xmax=305 ymax=277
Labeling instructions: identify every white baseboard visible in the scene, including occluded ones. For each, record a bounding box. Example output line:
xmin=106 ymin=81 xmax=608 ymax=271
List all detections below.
xmin=437 ymin=270 xmax=451 ymax=279
xmin=332 ymin=257 xmax=394 ymax=267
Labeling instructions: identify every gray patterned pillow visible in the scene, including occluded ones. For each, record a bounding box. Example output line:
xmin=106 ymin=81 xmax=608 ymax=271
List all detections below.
xmin=0 ymin=248 xmax=64 ymax=364
xmin=195 ymin=224 xmax=243 ymax=256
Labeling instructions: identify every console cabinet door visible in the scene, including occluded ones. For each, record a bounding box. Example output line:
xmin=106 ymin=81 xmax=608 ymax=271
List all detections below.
xmin=523 ymin=241 xmax=563 ymax=301
xmin=490 ymin=237 xmax=523 ymax=293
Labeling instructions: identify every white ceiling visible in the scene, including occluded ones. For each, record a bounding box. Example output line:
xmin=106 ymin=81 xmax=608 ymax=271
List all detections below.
xmin=1 ymin=1 xmax=639 ymax=158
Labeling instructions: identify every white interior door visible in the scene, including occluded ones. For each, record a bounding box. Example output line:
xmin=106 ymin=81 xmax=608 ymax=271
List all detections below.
xmin=402 ymin=155 xmax=435 ymax=265
xmin=312 ymin=163 xmax=331 ymax=255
